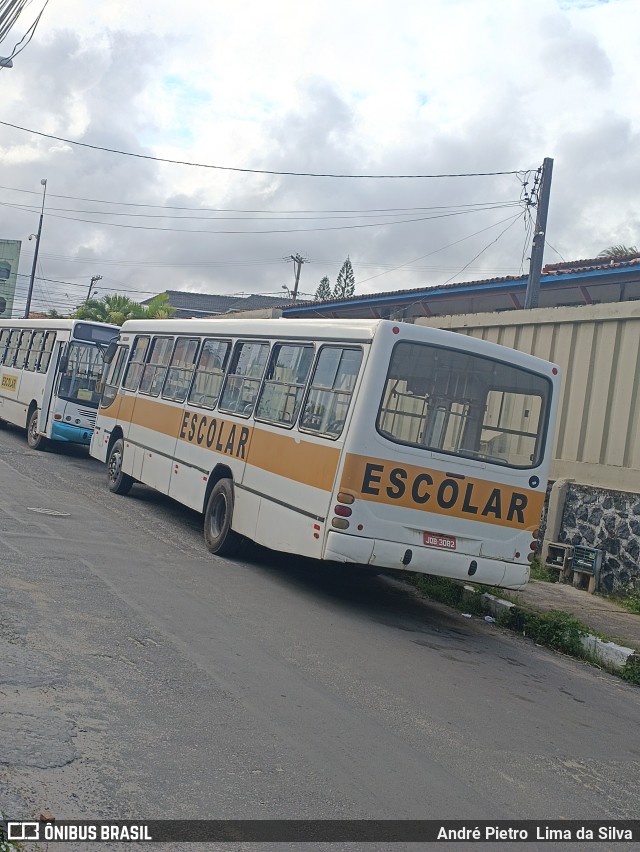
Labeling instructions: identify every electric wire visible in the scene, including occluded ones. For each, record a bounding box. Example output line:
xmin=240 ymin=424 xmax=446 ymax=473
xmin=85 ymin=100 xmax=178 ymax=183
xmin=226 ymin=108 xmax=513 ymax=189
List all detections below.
xmin=0 ymin=121 xmax=534 ymax=179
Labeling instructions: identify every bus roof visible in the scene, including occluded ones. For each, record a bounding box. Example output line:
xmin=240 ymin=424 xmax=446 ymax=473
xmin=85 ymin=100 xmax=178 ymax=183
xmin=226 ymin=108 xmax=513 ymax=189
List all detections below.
xmin=0 ymin=318 xmax=120 ymax=332
xmin=118 ymin=317 xmax=385 ymax=342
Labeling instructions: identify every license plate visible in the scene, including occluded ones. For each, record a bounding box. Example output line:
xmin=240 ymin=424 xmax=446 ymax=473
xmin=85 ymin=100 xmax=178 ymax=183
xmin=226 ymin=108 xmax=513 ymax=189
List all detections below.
xmin=423 ymin=531 xmax=456 ymax=550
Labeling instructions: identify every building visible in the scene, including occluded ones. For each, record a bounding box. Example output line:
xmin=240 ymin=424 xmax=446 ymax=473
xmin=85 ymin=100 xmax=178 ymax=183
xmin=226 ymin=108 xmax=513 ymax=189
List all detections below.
xmin=142 ymin=290 xmax=285 ymax=319
xmin=281 ymin=256 xmax=640 ymax=320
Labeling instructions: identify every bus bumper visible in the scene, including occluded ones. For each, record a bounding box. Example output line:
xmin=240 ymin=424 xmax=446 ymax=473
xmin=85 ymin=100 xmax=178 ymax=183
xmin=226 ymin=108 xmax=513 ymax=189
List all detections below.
xmin=50 ymin=421 xmax=93 ymax=445
xmin=324 ymin=531 xmax=530 ymax=590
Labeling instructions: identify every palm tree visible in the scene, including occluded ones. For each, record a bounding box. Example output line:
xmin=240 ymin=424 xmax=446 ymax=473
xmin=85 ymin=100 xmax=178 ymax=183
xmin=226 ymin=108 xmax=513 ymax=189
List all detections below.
xmin=74 ymin=294 xmax=146 ymax=326
xmin=142 ymin=293 xmax=176 ymax=319
xmin=598 ymin=244 xmax=640 ymax=259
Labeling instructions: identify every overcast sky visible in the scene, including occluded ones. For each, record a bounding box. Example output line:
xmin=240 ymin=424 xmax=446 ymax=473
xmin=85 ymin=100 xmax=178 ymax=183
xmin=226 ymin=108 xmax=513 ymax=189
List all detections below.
xmin=0 ymin=0 xmax=638 ymax=315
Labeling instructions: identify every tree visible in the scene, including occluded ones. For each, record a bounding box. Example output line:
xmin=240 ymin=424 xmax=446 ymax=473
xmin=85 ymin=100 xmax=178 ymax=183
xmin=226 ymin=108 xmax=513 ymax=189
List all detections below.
xmin=142 ymin=293 xmax=176 ymax=319
xmin=598 ymin=245 xmax=640 ymax=259
xmin=315 ymin=276 xmax=332 ymax=301
xmin=74 ymin=294 xmax=146 ymax=326
xmin=333 ymin=257 xmax=355 ymax=299
xmin=73 ymin=293 xmax=175 ymax=326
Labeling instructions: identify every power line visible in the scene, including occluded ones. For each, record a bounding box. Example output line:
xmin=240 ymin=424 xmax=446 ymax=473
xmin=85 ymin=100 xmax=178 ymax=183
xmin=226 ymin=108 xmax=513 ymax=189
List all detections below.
xmin=0 ymin=197 xmax=523 ymax=221
xmin=0 ymin=120 xmax=533 ymax=179
xmin=6 ymin=201 xmax=524 ymax=235
xmin=0 ymin=181 xmax=530 ymax=214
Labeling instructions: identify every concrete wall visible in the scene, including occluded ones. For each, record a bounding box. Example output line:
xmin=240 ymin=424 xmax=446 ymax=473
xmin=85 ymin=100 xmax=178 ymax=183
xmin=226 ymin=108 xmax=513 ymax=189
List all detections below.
xmin=416 ymin=301 xmax=640 ymax=493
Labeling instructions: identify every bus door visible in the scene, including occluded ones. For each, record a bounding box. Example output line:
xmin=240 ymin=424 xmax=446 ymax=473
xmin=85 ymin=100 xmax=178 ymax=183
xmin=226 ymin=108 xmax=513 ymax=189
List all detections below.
xmin=39 ymin=337 xmax=65 ymax=437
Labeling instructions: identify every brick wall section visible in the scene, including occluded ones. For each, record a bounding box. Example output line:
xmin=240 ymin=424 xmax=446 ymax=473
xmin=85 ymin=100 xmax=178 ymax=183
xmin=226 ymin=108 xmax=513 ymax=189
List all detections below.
xmin=559 ymin=484 xmax=640 ymax=593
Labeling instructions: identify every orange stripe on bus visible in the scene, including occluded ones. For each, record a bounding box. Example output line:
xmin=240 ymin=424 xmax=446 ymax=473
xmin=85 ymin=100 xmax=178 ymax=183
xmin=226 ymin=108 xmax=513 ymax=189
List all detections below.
xmin=109 ymin=395 xmax=340 ymax=491
xmin=340 ymin=453 xmax=544 ymax=530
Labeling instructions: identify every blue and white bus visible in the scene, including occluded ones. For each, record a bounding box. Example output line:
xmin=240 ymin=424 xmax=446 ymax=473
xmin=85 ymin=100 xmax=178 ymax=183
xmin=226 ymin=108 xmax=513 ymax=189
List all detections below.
xmin=0 ymin=318 xmax=119 ymax=449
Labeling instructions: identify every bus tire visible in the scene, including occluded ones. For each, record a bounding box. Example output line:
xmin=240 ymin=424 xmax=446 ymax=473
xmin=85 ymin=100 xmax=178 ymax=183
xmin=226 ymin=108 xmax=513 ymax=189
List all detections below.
xmin=204 ymin=478 xmax=241 ymax=556
xmin=107 ymin=438 xmax=134 ymax=495
xmin=27 ymin=408 xmax=47 ymax=450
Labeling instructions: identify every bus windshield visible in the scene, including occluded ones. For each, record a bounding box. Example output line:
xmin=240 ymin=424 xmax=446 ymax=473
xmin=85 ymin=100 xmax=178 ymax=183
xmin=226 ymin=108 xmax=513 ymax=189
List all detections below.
xmin=58 ymin=342 xmax=105 ymax=408
xmin=377 ymin=341 xmax=551 ymax=469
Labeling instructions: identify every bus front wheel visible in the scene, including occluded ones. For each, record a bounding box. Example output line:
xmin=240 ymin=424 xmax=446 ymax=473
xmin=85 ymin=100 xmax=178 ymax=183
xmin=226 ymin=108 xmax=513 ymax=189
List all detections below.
xmin=107 ymin=438 xmax=134 ymax=495
xmin=27 ymin=409 xmax=47 ymax=450
xmin=204 ymin=479 xmax=241 ymax=556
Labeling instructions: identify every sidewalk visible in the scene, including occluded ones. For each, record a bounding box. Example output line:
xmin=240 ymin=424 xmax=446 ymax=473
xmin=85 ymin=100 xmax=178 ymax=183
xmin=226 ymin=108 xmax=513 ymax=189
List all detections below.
xmin=511 ymin=579 xmax=640 ymax=652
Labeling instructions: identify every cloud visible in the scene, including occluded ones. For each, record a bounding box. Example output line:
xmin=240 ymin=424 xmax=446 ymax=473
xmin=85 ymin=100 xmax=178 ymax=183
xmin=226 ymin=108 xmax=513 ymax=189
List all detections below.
xmin=0 ymin=0 xmax=638 ymax=315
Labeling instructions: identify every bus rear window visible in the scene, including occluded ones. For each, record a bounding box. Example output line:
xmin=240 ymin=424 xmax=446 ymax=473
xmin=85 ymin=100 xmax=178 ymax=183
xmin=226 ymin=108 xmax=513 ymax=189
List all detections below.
xmin=377 ymin=341 xmax=550 ymax=468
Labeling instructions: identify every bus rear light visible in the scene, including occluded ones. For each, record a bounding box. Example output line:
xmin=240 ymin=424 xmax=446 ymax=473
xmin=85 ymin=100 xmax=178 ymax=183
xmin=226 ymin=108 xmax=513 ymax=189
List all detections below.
xmin=334 ymin=505 xmax=352 ymax=517
xmin=527 ymin=552 xmax=536 ymax=562
xmin=514 ymin=551 xmax=521 ymax=559
xmin=54 ymin=414 xmax=62 ymax=420
xmin=336 ymin=492 xmax=354 ymax=504
xmin=332 ymin=518 xmax=350 ymax=530
xmin=532 ymin=528 xmax=540 ymax=538
xmin=530 ymin=541 xmax=539 ymax=551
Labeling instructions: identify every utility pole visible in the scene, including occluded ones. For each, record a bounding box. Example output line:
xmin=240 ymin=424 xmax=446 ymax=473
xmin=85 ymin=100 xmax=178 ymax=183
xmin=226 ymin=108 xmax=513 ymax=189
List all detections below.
xmin=86 ymin=274 xmax=102 ymax=304
xmin=289 ymin=254 xmax=305 ymax=302
xmin=24 ymin=178 xmax=47 ymax=319
xmin=524 ymin=157 xmax=553 ymax=310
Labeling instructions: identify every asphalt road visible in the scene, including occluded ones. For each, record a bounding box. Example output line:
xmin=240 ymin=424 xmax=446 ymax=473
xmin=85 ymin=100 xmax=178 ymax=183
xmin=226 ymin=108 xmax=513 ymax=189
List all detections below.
xmin=1 ymin=423 xmax=639 ymax=851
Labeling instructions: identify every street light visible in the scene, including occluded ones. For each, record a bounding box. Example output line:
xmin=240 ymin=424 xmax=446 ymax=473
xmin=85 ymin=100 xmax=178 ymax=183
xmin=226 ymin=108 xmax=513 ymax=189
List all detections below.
xmin=86 ymin=274 xmax=102 ymax=304
xmin=24 ymin=178 xmax=47 ymax=319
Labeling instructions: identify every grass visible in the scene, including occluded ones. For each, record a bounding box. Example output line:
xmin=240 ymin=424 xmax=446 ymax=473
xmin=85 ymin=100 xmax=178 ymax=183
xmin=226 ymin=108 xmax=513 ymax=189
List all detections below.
xmin=621 ymin=655 xmax=640 ymax=685
xmin=608 ymin=591 xmax=640 ymax=616
xmin=528 ymin=556 xmax=560 ymax=583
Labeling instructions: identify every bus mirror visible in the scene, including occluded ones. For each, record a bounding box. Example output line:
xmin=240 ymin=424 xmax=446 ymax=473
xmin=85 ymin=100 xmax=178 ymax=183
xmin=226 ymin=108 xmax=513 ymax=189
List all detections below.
xmin=103 ymin=340 xmax=118 ymax=364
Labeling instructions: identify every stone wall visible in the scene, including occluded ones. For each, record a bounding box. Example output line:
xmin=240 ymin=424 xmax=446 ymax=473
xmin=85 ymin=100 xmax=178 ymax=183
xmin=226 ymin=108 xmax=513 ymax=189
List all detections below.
xmin=558 ymin=484 xmax=640 ymax=593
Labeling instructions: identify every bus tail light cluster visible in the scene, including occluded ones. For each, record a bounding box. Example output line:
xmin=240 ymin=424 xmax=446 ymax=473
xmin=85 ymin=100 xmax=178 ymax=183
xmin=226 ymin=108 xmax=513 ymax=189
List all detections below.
xmin=332 ymin=492 xmax=355 ymax=529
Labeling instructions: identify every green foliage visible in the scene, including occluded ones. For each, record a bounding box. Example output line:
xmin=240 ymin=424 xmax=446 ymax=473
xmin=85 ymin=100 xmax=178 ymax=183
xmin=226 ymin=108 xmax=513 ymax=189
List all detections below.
xmin=500 ymin=608 xmax=588 ymax=656
xmin=528 ymin=557 xmax=559 ymax=583
xmin=597 ymin=244 xmax=640 ymax=258
xmin=611 ymin=591 xmax=640 ymax=615
xmin=74 ymin=292 xmax=175 ymax=326
xmin=315 ymin=276 xmax=332 ymax=301
xmin=413 ymin=575 xmax=485 ymax=614
xmin=333 ymin=257 xmax=355 ymax=299
xmin=621 ymin=655 xmax=640 ymax=685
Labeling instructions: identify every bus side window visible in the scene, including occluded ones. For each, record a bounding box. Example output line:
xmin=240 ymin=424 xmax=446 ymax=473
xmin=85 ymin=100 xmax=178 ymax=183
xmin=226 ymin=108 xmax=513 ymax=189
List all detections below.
xmin=14 ymin=331 xmax=32 ymax=369
xmin=4 ymin=330 xmax=21 ymax=367
xmin=25 ymin=331 xmax=44 ymax=371
xmin=101 ymin=346 xmax=130 ymax=407
xmin=255 ymin=343 xmax=314 ymax=427
xmin=139 ymin=336 xmax=174 ymax=397
xmin=38 ymin=332 xmax=56 ymax=373
xmin=219 ymin=340 xmax=269 ymax=416
xmin=299 ymin=346 xmax=363 ymax=438
xmin=0 ymin=328 xmax=11 ymax=364
xmin=188 ymin=338 xmax=230 ymax=409
xmin=162 ymin=337 xmax=199 ymax=403
xmin=122 ymin=336 xmax=150 ymax=392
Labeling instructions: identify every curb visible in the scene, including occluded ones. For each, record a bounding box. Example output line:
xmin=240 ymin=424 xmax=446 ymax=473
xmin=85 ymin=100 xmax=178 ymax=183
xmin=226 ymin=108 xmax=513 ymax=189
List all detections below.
xmin=461 ymin=586 xmax=638 ymax=673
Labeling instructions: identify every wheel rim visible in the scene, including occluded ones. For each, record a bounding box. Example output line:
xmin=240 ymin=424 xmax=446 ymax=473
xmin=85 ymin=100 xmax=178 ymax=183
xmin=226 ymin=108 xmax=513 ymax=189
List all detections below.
xmin=29 ymin=413 xmax=38 ymax=442
xmin=208 ymin=493 xmax=227 ymax=539
xmin=108 ymin=448 xmax=122 ymax=483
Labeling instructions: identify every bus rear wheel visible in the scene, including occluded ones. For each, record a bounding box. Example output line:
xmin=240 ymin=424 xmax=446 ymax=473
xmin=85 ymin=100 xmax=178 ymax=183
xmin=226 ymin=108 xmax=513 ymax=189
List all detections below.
xmin=107 ymin=438 xmax=134 ymax=495
xmin=27 ymin=409 xmax=47 ymax=450
xmin=204 ymin=479 xmax=241 ymax=556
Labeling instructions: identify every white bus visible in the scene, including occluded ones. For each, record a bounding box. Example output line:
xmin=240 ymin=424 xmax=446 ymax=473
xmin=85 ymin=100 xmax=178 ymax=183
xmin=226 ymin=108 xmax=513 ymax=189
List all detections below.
xmin=91 ymin=318 xmax=560 ymax=589
xmin=0 ymin=318 xmax=119 ymax=449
